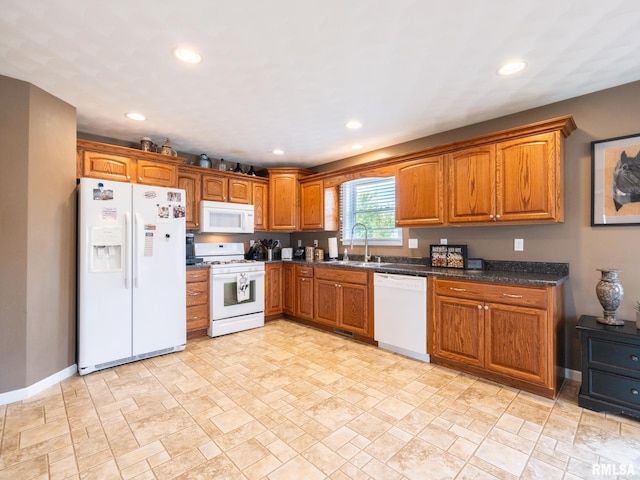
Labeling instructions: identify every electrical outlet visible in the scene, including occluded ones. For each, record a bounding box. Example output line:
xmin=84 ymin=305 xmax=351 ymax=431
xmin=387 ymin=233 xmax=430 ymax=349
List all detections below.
xmin=440 ymin=238 xmax=448 ymax=245
xmin=514 ymin=238 xmax=524 ymax=251
xmin=250 ymin=240 xmax=255 ymax=247
xmin=297 ymin=239 xmax=302 ymax=247
xmin=313 ymin=239 xmax=318 ymax=247
xmin=408 ymin=238 xmax=418 ymax=249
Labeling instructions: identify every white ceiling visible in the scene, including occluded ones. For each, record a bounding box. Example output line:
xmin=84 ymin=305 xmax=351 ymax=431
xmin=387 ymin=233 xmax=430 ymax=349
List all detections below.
xmin=2 ymin=0 xmax=640 ymax=168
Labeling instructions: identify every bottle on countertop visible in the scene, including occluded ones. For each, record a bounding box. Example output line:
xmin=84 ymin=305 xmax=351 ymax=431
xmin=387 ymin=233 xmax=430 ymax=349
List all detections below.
xmin=343 ymin=249 xmax=349 ymax=261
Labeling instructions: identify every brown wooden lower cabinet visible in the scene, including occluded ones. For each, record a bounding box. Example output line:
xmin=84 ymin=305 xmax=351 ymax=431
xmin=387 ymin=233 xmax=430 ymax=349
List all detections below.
xmin=429 ymin=276 xmax=563 ymax=398
xmin=265 ymin=263 xmax=283 ymax=317
xmin=283 ymin=263 xmax=296 ymax=315
xmin=295 ymin=265 xmax=314 ymax=320
xmin=186 ymin=267 xmax=210 ymax=338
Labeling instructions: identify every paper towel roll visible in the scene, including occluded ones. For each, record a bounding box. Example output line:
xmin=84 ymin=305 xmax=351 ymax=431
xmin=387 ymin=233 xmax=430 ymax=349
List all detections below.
xmin=328 ymin=237 xmax=338 ymax=259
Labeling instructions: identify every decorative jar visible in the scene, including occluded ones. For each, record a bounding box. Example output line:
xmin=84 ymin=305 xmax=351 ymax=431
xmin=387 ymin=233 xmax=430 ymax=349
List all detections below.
xmin=595 ymin=269 xmax=624 ymax=325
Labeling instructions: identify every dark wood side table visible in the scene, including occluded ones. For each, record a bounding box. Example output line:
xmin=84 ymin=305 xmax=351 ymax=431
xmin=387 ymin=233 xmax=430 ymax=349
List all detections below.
xmin=576 ymin=315 xmax=640 ymax=418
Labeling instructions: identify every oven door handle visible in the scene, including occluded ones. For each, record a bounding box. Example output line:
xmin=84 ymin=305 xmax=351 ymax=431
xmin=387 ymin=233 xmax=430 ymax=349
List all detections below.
xmin=212 ymin=271 xmax=266 ymax=280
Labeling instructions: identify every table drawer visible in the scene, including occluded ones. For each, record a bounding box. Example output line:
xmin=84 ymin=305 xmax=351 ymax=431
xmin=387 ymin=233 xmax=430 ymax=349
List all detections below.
xmin=589 ymin=370 xmax=640 ymax=407
xmin=589 ymin=337 xmax=640 ymax=372
xmin=186 ymin=281 xmax=208 ymax=306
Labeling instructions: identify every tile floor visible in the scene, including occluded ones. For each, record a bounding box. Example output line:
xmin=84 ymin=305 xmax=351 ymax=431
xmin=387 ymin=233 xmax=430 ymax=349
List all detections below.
xmin=1 ymin=319 xmax=639 ymax=480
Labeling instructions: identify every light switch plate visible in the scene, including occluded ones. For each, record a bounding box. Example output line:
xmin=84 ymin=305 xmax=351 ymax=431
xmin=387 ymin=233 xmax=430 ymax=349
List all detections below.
xmin=408 ymin=238 xmax=418 ymax=249
xmin=440 ymin=238 xmax=448 ymax=245
xmin=297 ymin=239 xmax=302 ymax=247
xmin=514 ymin=238 xmax=524 ymax=251
xmin=313 ymin=239 xmax=318 ymax=247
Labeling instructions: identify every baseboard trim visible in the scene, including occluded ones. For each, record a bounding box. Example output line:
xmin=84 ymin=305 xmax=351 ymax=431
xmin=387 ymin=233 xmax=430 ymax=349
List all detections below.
xmin=564 ymin=367 xmax=581 ymax=382
xmin=0 ymin=364 xmax=77 ymax=406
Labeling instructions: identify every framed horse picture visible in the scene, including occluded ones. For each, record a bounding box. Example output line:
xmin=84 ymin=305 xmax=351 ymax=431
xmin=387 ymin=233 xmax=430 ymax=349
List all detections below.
xmin=591 ymin=133 xmax=640 ymax=226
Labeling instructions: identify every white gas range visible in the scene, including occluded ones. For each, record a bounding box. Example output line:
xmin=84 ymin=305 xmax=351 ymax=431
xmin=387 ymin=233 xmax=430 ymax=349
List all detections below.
xmin=193 ymin=242 xmax=265 ymax=337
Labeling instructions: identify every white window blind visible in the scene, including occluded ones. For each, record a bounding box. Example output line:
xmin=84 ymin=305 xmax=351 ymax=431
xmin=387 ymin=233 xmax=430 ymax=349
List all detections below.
xmin=340 ymin=177 xmax=402 ymax=246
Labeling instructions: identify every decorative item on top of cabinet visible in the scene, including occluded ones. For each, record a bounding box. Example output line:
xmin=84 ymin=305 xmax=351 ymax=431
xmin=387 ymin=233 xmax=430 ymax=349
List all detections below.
xmin=186 ymin=267 xmax=210 ymax=338
xmin=267 ymin=168 xmax=314 ymax=231
xmin=429 ymin=277 xmax=563 ymax=398
xmin=396 ymin=155 xmax=445 ymax=226
xmin=264 ymin=263 xmax=283 ymax=318
xmin=595 ymin=268 xmax=624 ymax=325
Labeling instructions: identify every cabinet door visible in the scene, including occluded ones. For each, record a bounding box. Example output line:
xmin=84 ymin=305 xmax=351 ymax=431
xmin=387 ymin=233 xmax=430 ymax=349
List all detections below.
xmin=338 ymin=282 xmax=369 ymax=336
xmin=82 ymin=151 xmax=134 ymax=182
xmin=485 ymin=303 xmax=548 ymax=385
xmin=202 ymin=174 xmax=228 ymax=201
xmin=269 ymin=173 xmax=298 ymax=230
xmin=396 ymin=156 xmax=445 ymax=225
xmin=315 ymin=279 xmax=339 ymax=326
xmin=136 ymin=160 xmax=177 ymax=187
xmin=228 ymin=177 xmax=252 ymax=204
xmin=178 ymin=169 xmax=201 ymax=230
xmin=496 ymin=132 xmax=559 ymax=222
xmin=300 ymin=180 xmax=324 ymax=230
xmin=252 ymin=182 xmax=268 ymax=231
xmin=265 ymin=263 xmax=283 ymax=316
xmin=283 ymin=263 xmax=296 ymax=315
xmin=447 ymin=146 xmax=495 ymax=223
xmin=433 ymin=295 xmax=484 ymax=367
xmin=295 ymin=276 xmax=314 ymax=320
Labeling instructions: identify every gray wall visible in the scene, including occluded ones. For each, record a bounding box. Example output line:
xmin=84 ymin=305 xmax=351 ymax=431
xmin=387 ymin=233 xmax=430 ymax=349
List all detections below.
xmin=0 ymin=75 xmax=77 ymax=393
xmin=293 ymin=80 xmax=640 ymax=371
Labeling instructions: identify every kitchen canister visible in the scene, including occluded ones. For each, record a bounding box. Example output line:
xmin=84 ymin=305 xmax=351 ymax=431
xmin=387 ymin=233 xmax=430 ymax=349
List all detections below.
xmin=305 ymin=246 xmax=315 ymax=262
xmin=314 ymin=248 xmax=324 ymax=261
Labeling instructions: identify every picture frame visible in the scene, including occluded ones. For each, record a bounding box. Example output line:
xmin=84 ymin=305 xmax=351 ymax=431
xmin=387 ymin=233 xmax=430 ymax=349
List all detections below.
xmin=591 ymin=133 xmax=640 ymax=226
xmin=430 ymin=244 xmax=467 ymax=269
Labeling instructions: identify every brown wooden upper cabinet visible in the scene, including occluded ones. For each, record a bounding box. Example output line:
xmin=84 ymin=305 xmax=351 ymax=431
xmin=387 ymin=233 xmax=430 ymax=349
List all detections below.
xmin=135 ymin=159 xmax=177 ymax=187
xmin=177 ymin=167 xmax=202 ymax=230
xmin=300 ymin=180 xmax=324 ymax=230
xmin=252 ymin=180 xmax=269 ymax=231
xmin=395 ymin=156 xmax=445 ymax=226
xmin=81 ymin=150 xmax=135 ymax=183
xmin=202 ymin=174 xmax=252 ymax=204
xmin=447 ymin=131 xmax=563 ymax=224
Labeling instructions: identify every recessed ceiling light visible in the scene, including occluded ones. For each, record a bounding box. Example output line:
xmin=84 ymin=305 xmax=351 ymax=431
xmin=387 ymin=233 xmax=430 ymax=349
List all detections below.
xmin=498 ymin=60 xmax=527 ymax=76
xmin=272 ymin=149 xmax=284 ymax=155
xmin=125 ymin=112 xmax=146 ymax=121
xmin=173 ymin=47 xmax=202 ymax=64
xmin=351 ymin=144 xmax=363 ymax=150
xmin=346 ymin=120 xmax=362 ymax=129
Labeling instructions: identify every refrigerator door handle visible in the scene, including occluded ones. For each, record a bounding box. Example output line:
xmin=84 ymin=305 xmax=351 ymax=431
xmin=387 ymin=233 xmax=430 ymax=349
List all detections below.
xmin=124 ymin=212 xmax=131 ymax=288
xmin=134 ymin=212 xmax=143 ymax=288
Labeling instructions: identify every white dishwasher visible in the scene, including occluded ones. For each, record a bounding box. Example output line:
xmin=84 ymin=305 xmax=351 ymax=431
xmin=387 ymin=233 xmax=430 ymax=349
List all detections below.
xmin=374 ymin=273 xmax=429 ymax=362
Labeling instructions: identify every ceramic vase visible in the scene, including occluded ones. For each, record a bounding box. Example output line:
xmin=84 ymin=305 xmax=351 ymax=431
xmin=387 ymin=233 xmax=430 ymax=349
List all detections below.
xmin=595 ymin=269 xmax=624 ymax=325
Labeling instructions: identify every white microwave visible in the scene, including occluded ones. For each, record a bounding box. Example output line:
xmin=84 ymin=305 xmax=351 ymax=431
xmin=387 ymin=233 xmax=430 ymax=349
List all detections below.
xmin=199 ymin=200 xmax=255 ymax=233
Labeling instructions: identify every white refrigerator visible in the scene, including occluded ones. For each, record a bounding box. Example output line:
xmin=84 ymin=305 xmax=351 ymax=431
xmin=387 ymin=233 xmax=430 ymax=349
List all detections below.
xmin=78 ymin=178 xmax=186 ymax=375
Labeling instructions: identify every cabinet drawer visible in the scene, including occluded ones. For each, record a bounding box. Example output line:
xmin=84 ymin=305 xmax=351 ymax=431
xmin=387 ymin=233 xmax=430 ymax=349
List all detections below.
xmin=187 ymin=303 xmax=209 ymax=322
xmin=314 ymin=267 xmax=368 ymax=285
xmin=589 ymin=370 xmax=640 ymax=407
xmin=186 ymin=281 xmax=208 ymax=306
xmin=186 ymin=268 xmax=209 ymax=283
xmin=589 ymin=337 xmax=640 ymax=373
xmin=296 ymin=265 xmax=314 ymax=278
xmin=435 ymin=279 xmax=547 ymax=308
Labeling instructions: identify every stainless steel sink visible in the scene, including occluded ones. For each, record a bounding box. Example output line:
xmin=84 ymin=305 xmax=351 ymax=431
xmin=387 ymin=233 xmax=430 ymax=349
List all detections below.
xmin=326 ymin=260 xmax=390 ymax=267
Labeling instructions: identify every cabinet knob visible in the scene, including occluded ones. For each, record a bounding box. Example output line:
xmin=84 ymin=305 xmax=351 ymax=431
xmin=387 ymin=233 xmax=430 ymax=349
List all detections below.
xmin=632 ymin=355 xmax=639 ymax=362
xmin=484 ymin=305 xmax=489 ymax=310
xmin=477 ymin=305 xmax=483 ymax=309
xmin=632 ymin=389 xmax=639 ymax=395
xmin=489 ymin=214 xmax=494 ymax=219
xmin=138 ymin=177 xmax=142 ymax=182
xmin=495 ymin=214 xmax=501 ymax=219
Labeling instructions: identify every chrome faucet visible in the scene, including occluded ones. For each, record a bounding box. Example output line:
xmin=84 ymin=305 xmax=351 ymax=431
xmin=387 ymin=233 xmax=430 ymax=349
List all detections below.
xmin=350 ymin=223 xmax=370 ymax=263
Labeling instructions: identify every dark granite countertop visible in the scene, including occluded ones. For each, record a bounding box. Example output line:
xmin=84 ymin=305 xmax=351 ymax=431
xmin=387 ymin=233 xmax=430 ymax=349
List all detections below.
xmin=186 ymin=263 xmax=209 ymax=270
xmin=266 ymin=258 xmax=568 ymax=287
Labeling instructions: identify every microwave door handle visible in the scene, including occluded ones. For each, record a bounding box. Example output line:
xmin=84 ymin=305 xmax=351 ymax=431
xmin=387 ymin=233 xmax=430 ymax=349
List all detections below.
xmin=241 ymin=213 xmax=246 ymax=230
xmin=213 ymin=271 xmax=266 ymax=280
